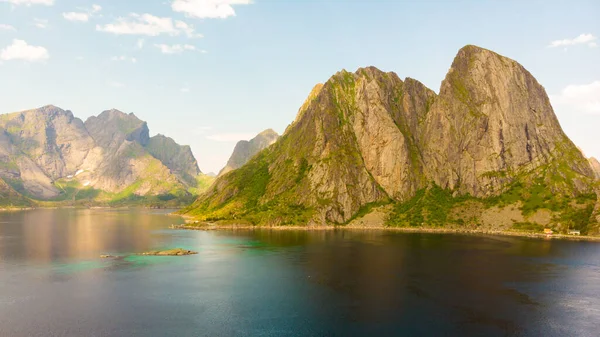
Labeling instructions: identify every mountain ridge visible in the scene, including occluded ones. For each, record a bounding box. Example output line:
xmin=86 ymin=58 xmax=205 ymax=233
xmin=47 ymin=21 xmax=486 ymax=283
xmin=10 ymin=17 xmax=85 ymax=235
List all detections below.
xmin=182 ymin=44 xmax=599 ymax=234
xmin=0 ymin=105 xmax=205 ymax=207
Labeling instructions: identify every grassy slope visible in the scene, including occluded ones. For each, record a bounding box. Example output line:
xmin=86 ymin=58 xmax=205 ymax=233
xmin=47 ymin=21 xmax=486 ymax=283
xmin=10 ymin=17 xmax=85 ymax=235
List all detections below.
xmin=181 ymin=145 xmax=316 ymax=226
xmin=0 ymin=177 xmax=34 ymax=208
xmin=387 ymin=153 xmax=599 ymax=235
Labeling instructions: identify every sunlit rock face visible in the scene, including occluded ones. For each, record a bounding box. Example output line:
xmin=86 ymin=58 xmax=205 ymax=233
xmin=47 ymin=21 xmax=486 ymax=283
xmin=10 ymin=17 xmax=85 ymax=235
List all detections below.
xmin=184 ymin=45 xmax=596 ymax=226
xmin=0 ymin=106 xmax=200 ymax=201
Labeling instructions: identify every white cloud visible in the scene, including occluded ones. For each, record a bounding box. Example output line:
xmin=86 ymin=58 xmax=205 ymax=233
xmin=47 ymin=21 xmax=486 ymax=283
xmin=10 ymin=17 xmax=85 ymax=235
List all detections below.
xmin=175 ymin=20 xmax=203 ymax=38
xmin=0 ymin=24 xmax=16 ymax=31
xmin=181 ymin=87 xmax=190 ymax=93
xmin=0 ymin=39 xmax=49 ymax=62
xmin=1 ymin=0 xmax=53 ymax=6
xmin=111 ymin=55 xmax=137 ymax=63
xmin=154 ymin=43 xmax=196 ymax=54
xmin=549 ymin=33 xmax=597 ymax=48
xmin=550 ymin=81 xmax=600 ymax=114
xmin=206 ymin=132 xmax=255 ymax=142
xmin=194 ymin=126 xmax=212 ymax=135
xmin=63 ymin=5 xmax=102 ymax=23
xmin=63 ymin=12 xmax=89 ymax=22
xmin=172 ymin=0 xmax=252 ymax=19
xmin=108 ymin=81 xmax=125 ymax=88
xmin=96 ymin=13 xmax=201 ymax=37
xmin=34 ymin=18 xmax=48 ymax=29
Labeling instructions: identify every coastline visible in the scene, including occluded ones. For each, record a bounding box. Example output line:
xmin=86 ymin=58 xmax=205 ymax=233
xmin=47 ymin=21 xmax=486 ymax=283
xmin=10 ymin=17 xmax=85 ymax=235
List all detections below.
xmin=0 ymin=206 xmax=184 ymax=213
xmin=171 ymin=222 xmax=600 ymax=242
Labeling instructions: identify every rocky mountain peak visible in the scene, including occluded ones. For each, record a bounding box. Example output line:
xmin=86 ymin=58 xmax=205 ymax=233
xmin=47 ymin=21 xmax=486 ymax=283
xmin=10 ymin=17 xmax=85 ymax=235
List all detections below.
xmin=14 ymin=105 xmax=75 ymax=121
xmin=38 ymin=104 xmax=64 ymax=112
xmin=146 ymin=134 xmax=201 ymax=186
xmin=98 ymin=108 xmax=132 ymax=118
xmin=258 ymin=129 xmax=278 ymax=137
xmin=218 ymin=129 xmax=280 ymax=176
xmin=423 ymin=44 xmax=593 ymax=197
xmin=354 ymin=66 xmax=394 ymax=79
xmin=85 ymin=109 xmax=149 ymax=147
xmin=185 ymin=45 xmax=597 ymax=229
xmin=292 ymin=83 xmax=325 ymax=127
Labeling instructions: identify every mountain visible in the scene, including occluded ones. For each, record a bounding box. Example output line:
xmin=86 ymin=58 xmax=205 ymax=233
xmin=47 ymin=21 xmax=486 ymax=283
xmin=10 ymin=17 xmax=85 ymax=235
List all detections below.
xmin=422 ymin=45 xmax=593 ymax=197
xmin=218 ymin=129 xmax=279 ymax=176
xmin=146 ymin=134 xmax=200 ymax=186
xmin=0 ymin=105 xmax=95 ymax=199
xmin=0 ymin=105 xmax=205 ymax=206
xmin=182 ymin=45 xmax=599 ymax=234
xmin=590 ymin=157 xmax=600 ymax=179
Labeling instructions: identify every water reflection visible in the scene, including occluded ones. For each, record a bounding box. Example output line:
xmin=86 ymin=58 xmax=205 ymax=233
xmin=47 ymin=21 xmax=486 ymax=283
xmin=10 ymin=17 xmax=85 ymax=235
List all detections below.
xmin=0 ymin=209 xmax=183 ymax=262
xmin=1 ymin=213 xmax=599 ymax=336
xmin=235 ymin=230 xmax=600 ymax=336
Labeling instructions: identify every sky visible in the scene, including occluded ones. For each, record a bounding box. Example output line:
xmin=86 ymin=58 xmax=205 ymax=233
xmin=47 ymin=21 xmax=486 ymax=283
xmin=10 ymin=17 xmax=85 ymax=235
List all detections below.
xmin=0 ymin=0 xmax=599 ymax=174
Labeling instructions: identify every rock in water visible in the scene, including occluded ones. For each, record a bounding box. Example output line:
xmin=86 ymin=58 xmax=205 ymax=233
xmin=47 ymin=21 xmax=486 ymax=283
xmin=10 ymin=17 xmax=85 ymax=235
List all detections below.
xmin=139 ymin=248 xmax=198 ymax=256
xmin=182 ymin=44 xmax=598 ymax=231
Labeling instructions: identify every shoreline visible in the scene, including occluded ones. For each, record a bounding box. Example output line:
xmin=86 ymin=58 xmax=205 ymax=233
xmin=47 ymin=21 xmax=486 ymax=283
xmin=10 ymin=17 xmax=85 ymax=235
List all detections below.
xmin=171 ymin=223 xmax=600 ymax=242
xmin=0 ymin=206 xmax=184 ymax=213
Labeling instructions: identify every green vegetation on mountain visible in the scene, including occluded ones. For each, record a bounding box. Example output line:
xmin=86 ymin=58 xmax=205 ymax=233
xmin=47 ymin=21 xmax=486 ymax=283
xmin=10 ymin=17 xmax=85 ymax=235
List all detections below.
xmin=181 ymin=45 xmax=600 ymax=235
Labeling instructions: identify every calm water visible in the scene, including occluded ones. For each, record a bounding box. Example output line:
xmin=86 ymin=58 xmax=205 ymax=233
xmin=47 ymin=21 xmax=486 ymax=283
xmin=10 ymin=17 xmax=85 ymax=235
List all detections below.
xmin=1 ymin=209 xmax=599 ymax=336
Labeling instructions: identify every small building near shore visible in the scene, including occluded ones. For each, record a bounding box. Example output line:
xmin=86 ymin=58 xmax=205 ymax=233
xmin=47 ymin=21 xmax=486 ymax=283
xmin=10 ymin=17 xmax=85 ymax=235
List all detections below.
xmin=568 ymin=229 xmax=581 ymax=235
xmin=543 ymin=228 xmax=553 ymax=235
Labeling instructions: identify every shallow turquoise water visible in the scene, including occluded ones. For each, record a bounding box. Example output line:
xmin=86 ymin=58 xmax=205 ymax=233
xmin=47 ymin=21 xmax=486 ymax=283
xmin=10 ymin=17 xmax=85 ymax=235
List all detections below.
xmin=1 ymin=209 xmax=599 ymax=336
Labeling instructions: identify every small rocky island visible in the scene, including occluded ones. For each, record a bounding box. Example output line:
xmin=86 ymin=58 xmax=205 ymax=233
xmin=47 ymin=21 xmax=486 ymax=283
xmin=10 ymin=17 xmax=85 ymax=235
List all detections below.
xmin=138 ymin=248 xmax=198 ymax=256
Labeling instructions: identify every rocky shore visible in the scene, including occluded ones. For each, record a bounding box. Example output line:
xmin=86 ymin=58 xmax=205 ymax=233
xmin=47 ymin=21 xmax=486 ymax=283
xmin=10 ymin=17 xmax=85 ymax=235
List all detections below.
xmin=171 ymin=223 xmax=600 ymax=242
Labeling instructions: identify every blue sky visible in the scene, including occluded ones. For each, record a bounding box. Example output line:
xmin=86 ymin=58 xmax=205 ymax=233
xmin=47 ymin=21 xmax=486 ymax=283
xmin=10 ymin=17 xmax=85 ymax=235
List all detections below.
xmin=1 ymin=0 xmax=599 ymax=173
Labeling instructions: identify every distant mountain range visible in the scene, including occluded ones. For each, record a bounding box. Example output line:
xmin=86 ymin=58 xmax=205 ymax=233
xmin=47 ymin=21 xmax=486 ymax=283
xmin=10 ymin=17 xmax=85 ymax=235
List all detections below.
xmin=219 ymin=129 xmax=279 ymax=176
xmin=0 ymin=105 xmax=209 ymax=207
xmin=182 ymin=45 xmax=600 ymax=235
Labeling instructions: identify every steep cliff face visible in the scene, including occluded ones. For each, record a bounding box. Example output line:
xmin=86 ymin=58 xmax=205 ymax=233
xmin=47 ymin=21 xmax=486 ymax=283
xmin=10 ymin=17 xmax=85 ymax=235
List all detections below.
xmin=0 ymin=105 xmax=95 ymax=198
xmin=183 ymin=45 xmax=597 ymax=232
xmin=186 ymin=67 xmax=439 ymax=224
xmin=0 ymin=106 xmax=203 ymax=205
xmin=349 ymin=67 xmax=436 ymax=201
xmin=218 ymin=129 xmax=279 ymax=176
xmin=422 ymin=45 xmax=593 ymax=197
xmin=146 ymin=134 xmax=200 ymax=186
xmin=85 ymin=110 xmax=150 ymax=149
xmin=590 ymin=157 xmax=600 ymax=179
